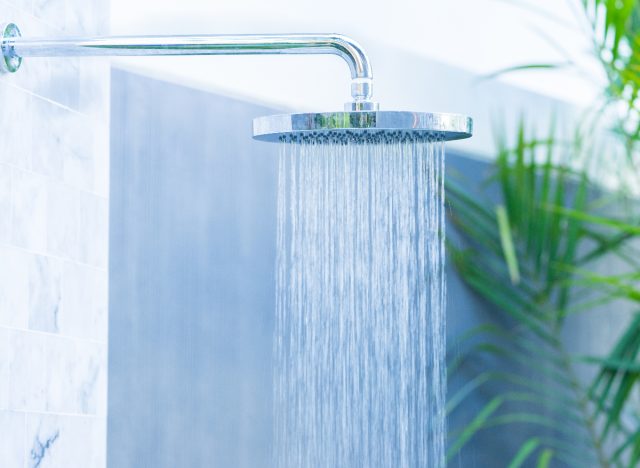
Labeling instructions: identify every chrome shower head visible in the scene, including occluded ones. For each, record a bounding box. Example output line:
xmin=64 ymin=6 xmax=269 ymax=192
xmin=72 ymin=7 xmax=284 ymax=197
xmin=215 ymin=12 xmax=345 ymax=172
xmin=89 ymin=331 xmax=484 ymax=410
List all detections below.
xmin=252 ymin=111 xmax=473 ymax=142
xmin=0 ymin=23 xmax=473 ymax=142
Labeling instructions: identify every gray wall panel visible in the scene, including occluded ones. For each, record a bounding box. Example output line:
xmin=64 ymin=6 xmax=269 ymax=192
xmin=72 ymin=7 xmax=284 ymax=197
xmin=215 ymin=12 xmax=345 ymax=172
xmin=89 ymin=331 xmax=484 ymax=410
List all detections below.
xmin=109 ymin=69 xmax=277 ymax=468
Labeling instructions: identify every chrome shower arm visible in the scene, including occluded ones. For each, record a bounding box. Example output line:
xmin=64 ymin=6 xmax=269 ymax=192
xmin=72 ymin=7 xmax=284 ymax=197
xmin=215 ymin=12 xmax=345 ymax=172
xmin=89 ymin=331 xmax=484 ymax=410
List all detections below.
xmin=0 ymin=24 xmax=376 ymax=110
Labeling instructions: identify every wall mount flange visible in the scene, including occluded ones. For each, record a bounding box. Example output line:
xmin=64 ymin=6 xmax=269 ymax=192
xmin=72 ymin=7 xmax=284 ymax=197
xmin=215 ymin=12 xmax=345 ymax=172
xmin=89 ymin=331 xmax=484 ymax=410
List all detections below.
xmin=0 ymin=22 xmax=21 ymax=73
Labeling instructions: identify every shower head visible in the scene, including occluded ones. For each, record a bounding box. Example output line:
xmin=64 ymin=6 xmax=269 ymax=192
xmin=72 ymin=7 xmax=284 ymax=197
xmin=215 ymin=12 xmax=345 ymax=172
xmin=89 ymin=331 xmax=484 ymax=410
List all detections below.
xmin=252 ymin=111 xmax=473 ymax=142
xmin=0 ymin=24 xmax=473 ymax=142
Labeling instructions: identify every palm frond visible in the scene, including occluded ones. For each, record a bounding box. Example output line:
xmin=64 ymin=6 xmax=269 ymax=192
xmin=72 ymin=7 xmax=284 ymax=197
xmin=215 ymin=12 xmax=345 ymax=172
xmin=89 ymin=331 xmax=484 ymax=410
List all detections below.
xmin=446 ymin=120 xmax=640 ymax=467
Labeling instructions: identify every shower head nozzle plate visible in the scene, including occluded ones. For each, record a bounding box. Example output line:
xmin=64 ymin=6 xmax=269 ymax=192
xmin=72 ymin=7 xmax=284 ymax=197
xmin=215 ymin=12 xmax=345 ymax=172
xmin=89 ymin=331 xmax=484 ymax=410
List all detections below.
xmin=252 ymin=111 xmax=473 ymax=142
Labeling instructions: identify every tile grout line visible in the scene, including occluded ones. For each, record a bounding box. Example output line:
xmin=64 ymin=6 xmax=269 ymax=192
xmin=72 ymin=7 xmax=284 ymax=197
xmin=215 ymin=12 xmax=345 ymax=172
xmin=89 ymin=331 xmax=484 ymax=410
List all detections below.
xmin=2 ymin=79 xmax=109 ymax=123
xmin=1 ymin=159 xmax=110 ymax=201
xmin=0 ymin=240 xmax=109 ymax=273
xmin=4 ymin=408 xmax=106 ymax=419
xmin=0 ymin=324 xmax=108 ymax=346
xmin=0 ymin=236 xmax=109 ymax=273
xmin=0 ymin=80 xmax=110 ymax=135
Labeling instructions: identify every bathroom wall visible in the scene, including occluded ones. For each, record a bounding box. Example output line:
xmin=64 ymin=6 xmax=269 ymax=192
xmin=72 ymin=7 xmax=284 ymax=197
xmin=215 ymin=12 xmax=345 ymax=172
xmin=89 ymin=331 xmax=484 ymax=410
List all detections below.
xmin=0 ymin=1 xmax=110 ymax=467
xmin=109 ymin=68 xmax=276 ymax=468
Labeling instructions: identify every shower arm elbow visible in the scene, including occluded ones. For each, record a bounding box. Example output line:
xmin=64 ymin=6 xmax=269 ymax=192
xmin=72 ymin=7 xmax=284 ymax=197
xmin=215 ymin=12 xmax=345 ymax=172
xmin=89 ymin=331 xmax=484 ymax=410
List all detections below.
xmin=319 ymin=34 xmax=376 ymax=110
xmin=0 ymin=24 xmax=378 ymax=111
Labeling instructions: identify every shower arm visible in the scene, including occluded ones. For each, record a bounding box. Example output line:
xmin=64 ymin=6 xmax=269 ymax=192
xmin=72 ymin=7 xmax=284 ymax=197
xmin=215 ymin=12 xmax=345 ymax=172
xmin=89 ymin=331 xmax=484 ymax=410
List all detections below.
xmin=0 ymin=23 xmax=378 ymax=111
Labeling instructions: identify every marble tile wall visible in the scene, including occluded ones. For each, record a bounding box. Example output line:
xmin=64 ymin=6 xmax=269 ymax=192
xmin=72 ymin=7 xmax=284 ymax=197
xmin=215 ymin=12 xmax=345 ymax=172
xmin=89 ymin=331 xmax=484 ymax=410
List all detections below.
xmin=0 ymin=0 xmax=110 ymax=467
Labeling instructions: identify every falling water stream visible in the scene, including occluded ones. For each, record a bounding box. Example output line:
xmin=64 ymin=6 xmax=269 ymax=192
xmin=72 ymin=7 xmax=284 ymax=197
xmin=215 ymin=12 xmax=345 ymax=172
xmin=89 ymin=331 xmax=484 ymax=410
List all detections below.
xmin=274 ymin=133 xmax=446 ymax=468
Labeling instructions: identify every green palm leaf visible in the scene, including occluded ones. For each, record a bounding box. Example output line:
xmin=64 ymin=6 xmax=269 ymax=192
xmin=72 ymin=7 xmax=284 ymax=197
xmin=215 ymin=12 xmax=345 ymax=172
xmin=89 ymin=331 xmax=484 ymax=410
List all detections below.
xmin=446 ymin=120 xmax=640 ymax=466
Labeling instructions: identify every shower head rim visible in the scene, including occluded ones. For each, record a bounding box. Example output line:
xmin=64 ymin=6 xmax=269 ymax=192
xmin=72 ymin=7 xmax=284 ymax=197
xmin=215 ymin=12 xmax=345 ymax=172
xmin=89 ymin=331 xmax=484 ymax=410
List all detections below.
xmin=252 ymin=110 xmax=473 ymax=142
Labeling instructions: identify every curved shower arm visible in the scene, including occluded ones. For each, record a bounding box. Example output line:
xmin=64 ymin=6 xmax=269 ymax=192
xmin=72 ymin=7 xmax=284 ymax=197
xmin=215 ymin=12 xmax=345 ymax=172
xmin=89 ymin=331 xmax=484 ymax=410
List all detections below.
xmin=0 ymin=24 xmax=377 ymax=110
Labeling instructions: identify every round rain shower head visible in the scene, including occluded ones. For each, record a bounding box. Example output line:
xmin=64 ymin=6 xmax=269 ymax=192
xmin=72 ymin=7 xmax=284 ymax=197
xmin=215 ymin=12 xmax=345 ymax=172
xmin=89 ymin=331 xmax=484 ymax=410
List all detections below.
xmin=0 ymin=24 xmax=474 ymax=143
xmin=252 ymin=111 xmax=473 ymax=142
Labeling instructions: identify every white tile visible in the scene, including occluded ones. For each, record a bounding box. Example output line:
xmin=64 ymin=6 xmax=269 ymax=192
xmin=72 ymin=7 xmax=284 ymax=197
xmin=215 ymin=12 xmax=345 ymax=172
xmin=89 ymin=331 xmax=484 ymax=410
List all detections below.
xmin=28 ymin=254 xmax=62 ymax=333
xmin=63 ymin=149 xmax=94 ymax=194
xmin=21 ymin=55 xmax=81 ymax=111
xmin=29 ymin=93 xmax=99 ymax=193
xmin=0 ymin=410 xmax=25 ymax=468
xmin=0 ymin=0 xmax=109 ymax=464
xmin=8 ymin=330 xmax=46 ymax=411
xmin=30 ymin=99 xmax=65 ymax=180
xmin=46 ymin=181 xmax=78 ymax=260
xmin=76 ymin=193 xmax=108 ymax=269
xmin=93 ymin=126 xmax=109 ymax=198
xmin=64 ymin=0 xmax=95 ymax=35
xmin=0 ymin=165 xmax=12 ymax=244
xmin=26 ymin=414 xmax=63 ymax=468
xmin=0 ymin=85 xmax=32 ymax=170
xmin=79 ymin=61 xmax=110 ymax=124
xmin=45 ymin=337 xmax=105 ymax=415
xmin=0 ymin=327 xmax=9 ymax=409
xmin=32 ymin=0 xmax=62 ymax=25
xmin=0 ymin=246 xmax=29 ymax=328
xmin=1 ymin=0 xmax=33 ymax=13
xmin=62 ymin=114 xmax=95 ymax=193
xmin=60 ymin=262 xmax=107 ymax=342
xmin=94 ymin=347 xmax=107 ymax=418
xmin=33 ymin=0 xmax=101 ymax=36
xmin=25 ymin=413 xmax=106 ymax=468
xmin=8 ymin=330 xmax=107 ymax=415
xmin=41 ymin=336 xmax=72 ymax=414
xmin=91 ymin=417 xmax=107 ymax=467
xmin=11 ymin=168 xmax=48 ymax=252
xmin=42 ymin=58 xmax=82 ymax=111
